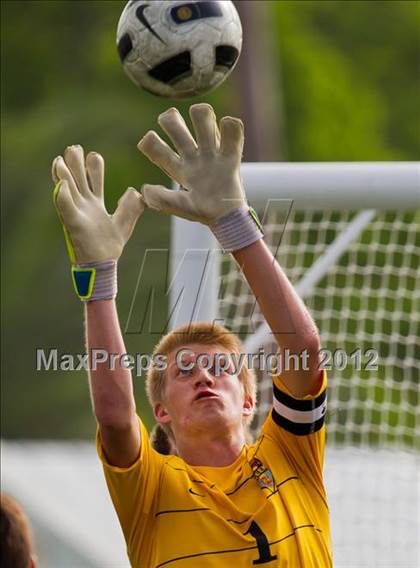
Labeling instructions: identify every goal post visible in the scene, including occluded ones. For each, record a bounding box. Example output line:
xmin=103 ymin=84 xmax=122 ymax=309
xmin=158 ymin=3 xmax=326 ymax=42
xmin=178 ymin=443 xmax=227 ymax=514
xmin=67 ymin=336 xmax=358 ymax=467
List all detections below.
xmin=169 ymin=161 xmax=420 ymax=567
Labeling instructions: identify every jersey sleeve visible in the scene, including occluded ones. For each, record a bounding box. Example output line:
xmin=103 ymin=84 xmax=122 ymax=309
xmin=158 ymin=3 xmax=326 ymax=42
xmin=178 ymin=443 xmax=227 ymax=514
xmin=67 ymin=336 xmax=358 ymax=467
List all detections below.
xmin=96 ymin=416 xmax=165 ymax=548
xmin=261 ymin=370 xmax=328 ymax=484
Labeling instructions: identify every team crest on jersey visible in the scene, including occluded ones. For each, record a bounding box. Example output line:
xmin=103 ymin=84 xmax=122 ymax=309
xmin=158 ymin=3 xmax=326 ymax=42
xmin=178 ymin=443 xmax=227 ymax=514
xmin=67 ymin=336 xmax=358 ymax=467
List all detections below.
xmin=250 ymin=457 xmax=276 ymax=493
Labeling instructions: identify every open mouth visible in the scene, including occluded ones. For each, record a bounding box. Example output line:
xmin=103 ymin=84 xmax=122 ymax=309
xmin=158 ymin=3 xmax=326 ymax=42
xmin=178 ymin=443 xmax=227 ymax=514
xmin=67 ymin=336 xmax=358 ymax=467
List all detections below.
xmin=194 ymin=391 xmax=219 ymax=402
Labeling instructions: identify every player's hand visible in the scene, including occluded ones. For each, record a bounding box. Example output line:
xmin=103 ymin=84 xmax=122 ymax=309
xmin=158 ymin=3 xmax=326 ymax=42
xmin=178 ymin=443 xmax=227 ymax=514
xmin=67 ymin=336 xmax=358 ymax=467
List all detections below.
xmin=52 ymin=145 xmax=144 ymax=300
xmin=52 ymin=145 xmax=144 ymax=263
xmin=137 ymin=103 xmax=246 ymax=225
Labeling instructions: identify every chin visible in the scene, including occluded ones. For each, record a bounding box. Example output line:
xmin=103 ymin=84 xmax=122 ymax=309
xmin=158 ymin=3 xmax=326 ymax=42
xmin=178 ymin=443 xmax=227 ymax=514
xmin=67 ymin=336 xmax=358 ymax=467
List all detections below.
xmin=196 ymin=409 xmax=237 ymax=429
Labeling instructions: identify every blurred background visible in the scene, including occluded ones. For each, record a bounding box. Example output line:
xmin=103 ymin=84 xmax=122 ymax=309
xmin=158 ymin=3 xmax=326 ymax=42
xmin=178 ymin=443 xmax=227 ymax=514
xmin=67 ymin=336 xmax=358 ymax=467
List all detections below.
xmin=1 ymin=1 xmax=419 ymax=566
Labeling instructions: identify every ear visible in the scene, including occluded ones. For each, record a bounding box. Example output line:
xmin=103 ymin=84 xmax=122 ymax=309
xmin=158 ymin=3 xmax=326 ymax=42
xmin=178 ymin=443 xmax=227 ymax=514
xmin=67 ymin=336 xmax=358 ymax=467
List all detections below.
xmin=242 ymin=394 xmax=254 ymax=417
xmin=155 ymin=403 xmax=172 ymax=424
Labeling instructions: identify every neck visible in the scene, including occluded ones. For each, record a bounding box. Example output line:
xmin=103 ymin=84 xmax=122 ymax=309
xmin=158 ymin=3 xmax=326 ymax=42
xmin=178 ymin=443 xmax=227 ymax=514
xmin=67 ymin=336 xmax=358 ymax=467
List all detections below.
xmin=174 ymin=427 xmax=246 ymax=467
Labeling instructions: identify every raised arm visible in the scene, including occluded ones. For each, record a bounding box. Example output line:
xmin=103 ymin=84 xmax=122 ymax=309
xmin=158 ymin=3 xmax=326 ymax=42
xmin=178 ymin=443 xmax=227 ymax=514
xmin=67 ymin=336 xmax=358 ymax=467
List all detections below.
xmin=232 ymin=240 xmax=321 ymax=396
xmin=85 ymin=300 xmax=140 ymax=466
xmin=52 ymin=145 xmax=144 ymax=466
xmin=137 ymin=103 xmax=321 ymax=397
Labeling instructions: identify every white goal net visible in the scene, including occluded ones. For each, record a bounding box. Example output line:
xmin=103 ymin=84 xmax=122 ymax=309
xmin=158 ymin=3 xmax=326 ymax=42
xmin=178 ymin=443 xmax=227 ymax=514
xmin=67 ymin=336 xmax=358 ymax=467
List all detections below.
xmin=220 ymin=209 xmax=419 ymax=448
xmin=170 ymin=162 xmax=420 ymax=567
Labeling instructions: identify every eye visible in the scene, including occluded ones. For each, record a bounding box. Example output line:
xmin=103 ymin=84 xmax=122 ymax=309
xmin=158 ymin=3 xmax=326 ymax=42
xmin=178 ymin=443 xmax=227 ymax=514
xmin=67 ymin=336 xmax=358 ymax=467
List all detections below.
xmin=217 ymin=356 xmax=236 ymax=376
xmin=177 ymin=367 xmax=193 ymax=377
xmin=208 ymin=364 xmax=218 ymax=376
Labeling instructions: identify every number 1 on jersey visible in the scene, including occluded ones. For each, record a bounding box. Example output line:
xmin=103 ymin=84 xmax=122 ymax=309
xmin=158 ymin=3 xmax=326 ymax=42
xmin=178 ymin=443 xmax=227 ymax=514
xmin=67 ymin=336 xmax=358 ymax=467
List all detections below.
xmin=246 ymin=521 xmax=278 ymax=564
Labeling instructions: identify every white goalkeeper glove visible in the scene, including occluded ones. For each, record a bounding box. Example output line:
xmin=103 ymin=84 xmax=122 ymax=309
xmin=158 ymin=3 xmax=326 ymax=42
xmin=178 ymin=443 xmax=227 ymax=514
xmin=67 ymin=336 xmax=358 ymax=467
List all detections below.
xmin=137 ymin=103 xmax=263 ymax=252
xmin=52 ymin=145 xmax=144 ymax=300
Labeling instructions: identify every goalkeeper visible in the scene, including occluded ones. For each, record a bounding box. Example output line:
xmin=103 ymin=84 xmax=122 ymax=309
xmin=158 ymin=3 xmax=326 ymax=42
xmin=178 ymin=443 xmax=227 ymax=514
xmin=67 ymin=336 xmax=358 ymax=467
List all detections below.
xmin=53 ymin=104 xmax=332 ymax=567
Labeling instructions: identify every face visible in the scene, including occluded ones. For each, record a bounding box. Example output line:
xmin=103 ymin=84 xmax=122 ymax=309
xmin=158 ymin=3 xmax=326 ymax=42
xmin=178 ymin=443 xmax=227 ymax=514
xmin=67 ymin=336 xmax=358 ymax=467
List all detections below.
xmin=155 ymin=343 xmax=253 ymax=437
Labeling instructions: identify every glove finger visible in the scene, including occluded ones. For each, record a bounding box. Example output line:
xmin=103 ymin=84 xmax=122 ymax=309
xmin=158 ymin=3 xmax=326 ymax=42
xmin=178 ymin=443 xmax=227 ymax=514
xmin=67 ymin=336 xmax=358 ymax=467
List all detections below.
xmin=189 ymin=103 xmax=220 ymax=153
xmin=63 ymin=145 xmax=91 ymax=198
xmin=114 ymin=187 xmax=145 ymax=242
xmin=220 ymin=117 xmax=244 ymax=159
xmin=86 ymin=152 xmax=104 ymax=199
xmin=52 ymin=156 xmax=60 ymax=184
xmin=142 ymin=184 xmax=192 ymax=217
xmin=53 ymin=180 xmax=78 ymax=224
xmin=158 ymin=107 xmax=197 ymax=157
xmin=52 ymin=155 xmax=83 ymax=206
xmin=138 ymin=131 xmax=183 ymax=181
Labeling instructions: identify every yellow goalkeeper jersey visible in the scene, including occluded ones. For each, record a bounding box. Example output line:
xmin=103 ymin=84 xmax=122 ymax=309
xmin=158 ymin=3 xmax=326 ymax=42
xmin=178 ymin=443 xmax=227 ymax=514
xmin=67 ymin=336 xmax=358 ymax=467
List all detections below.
xmin=97 ymin=371 xmax=332 ymax=567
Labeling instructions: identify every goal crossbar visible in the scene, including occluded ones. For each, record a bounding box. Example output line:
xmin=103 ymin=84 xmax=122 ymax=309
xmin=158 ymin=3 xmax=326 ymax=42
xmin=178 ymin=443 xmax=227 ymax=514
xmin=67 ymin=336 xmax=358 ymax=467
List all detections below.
xmin=240 ymin=161 xmax=420 ymax=209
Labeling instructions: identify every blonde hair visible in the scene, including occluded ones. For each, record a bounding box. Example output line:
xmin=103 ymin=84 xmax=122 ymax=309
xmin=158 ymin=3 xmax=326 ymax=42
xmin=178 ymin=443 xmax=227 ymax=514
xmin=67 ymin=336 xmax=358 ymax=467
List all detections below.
xmin=146 ymin=322 xmax=257 ymax=453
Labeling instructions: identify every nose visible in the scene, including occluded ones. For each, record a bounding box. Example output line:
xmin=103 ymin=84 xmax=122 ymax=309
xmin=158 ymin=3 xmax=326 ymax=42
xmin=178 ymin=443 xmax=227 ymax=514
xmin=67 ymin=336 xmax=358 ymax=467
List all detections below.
xmin=194 ymin=367 xmax=215 ymax=388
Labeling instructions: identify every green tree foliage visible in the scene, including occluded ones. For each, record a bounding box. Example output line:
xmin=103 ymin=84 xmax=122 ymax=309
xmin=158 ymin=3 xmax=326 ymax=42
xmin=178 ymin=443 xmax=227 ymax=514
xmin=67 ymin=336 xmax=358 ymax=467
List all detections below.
xmin=274 ymin=0 xmax=420 ymax=160
xmin=1 ymin=0 xmax=419 ymax=438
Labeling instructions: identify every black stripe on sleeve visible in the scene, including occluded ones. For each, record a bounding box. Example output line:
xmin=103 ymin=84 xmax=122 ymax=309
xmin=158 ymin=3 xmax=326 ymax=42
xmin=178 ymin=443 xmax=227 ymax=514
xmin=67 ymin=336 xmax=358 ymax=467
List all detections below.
xmin=273 ymin=382 xmax=326 ymax=411
xmin=271 ymin=408 xmax=325 ymax=436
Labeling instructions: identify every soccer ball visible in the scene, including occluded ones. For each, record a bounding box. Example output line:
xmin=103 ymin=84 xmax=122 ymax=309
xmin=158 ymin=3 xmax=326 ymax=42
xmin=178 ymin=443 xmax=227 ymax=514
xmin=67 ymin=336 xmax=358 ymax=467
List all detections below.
xmin=116 ymin=0 xmax=242 ymax=98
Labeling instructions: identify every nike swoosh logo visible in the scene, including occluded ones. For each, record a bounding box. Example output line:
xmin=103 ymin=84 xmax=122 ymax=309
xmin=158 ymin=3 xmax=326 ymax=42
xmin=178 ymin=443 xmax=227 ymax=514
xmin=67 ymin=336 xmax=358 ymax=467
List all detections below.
xmin=136 ymin=4 xmax=166 ymax=45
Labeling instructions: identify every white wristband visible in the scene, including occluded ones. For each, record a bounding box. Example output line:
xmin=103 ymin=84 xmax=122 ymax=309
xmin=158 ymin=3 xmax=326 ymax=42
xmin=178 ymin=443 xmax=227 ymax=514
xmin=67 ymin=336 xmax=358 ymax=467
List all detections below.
xmin=210 ymin=204 xmax=264 ymax=252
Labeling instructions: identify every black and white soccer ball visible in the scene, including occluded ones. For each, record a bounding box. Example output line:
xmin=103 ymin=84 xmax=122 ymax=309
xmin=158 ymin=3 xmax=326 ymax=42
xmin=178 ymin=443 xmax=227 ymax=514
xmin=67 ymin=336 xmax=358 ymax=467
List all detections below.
xmin=116 ymin=0 xmax=242 ymax=98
